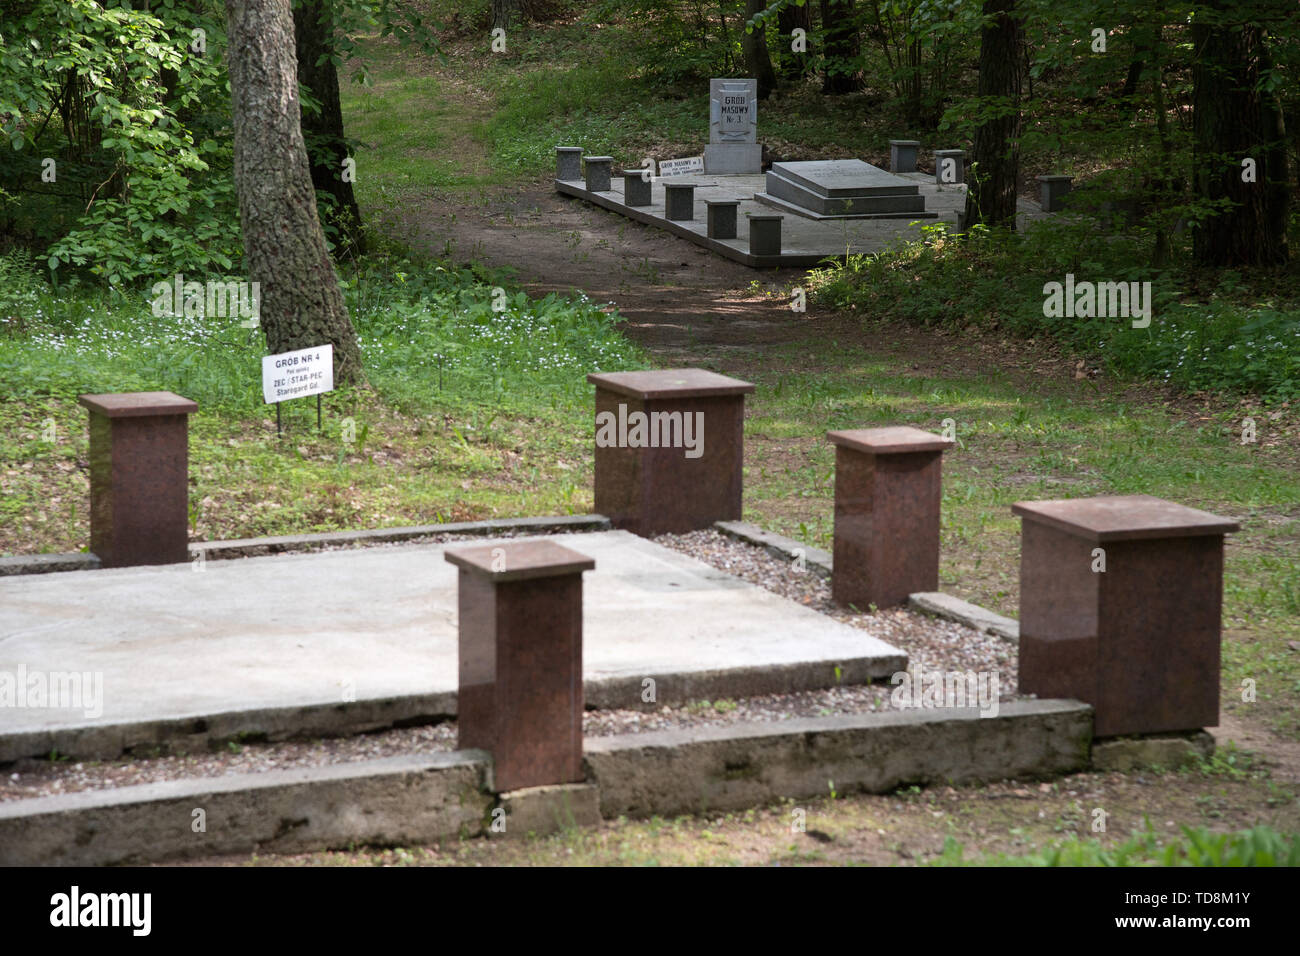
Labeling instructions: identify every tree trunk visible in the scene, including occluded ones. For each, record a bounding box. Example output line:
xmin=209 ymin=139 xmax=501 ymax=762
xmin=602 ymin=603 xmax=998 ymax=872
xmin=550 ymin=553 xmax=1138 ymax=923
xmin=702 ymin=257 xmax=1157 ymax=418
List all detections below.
xmin=1191 ymin=2 xmax=1289 ymax=266
xmin=294 ymin=0 xmax=365 ymax=258
xmin=742 ymin=0 xmax=778 ymax=99
xmin=225 ymin=0 xmax=364 ymax=384
xmin=820 ymin=0 xmax=861 ymax=95
xmin=778 ymin=1 xmax=812 ymax=81
xmin=492 ymin=0 xmax=517 ymax=33
xmin=963 ymin=0 xmax=1022 ymax=229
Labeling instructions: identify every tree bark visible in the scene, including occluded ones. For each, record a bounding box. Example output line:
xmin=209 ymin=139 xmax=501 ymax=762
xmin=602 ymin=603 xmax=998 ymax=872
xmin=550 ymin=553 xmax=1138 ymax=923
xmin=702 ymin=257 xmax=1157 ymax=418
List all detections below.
xmin=742 ymin=0 xmax=778 ymax=99
xmin=963 ymin=0 xmax=1022 ymax=229
xmin=294 ymin=0 xmax=365 ymax=258
xmin=492 ymin=0 xmax=517 ymax=33
xmin=777 ymin=1 xmax=812 ymax=81
xmin=225 ymin=0 xmax=364 ymax=384
xmin=819 ymin=0 xmax=861 ymax=94
xmin=1191 ymin=1 xmax=1289 ymax=266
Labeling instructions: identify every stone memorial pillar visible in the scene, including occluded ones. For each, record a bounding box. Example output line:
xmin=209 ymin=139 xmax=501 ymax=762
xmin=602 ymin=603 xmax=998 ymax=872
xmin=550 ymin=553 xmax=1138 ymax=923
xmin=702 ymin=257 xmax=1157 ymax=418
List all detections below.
xmin=588 ymin=368 xmax=755 ymax=536
xmin=79 ymin=391 xmax=198 ymax=568
xmin=889 ymin=140 xmax=920 ymax=173
xmin=664 ymin=182 xmax=696 ymax=220
xmin=934 ymin=149 xmax=965 ymax=185
xmin=827 ymin=426 xmax=954 ymax=609
xmin=620 ymin=169 xmax=652 ymax=206
xmin=1012 ymin=495 xmax=1239 ymax=737
xmin=747 ymin=214 xmax=783 ymax=256
xmin=583 ymin=155 xmax=613 ymax=192
xmin=704 ymin=78 xmax=762 ymax=174
xmin=555 ymin=146 xmax=583 ymax=181
xmin=1036 ymin=174 xmax=1074 ymax=212
xmin=446 ymin=540 xmax=595 ymax=792
xmin=705 ymin=199 xmax=740 ymax=239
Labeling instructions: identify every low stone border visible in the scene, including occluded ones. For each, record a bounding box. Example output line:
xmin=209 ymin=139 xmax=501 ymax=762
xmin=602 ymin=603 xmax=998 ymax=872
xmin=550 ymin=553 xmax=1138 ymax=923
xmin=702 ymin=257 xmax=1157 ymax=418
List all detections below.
xmin=0 ymin=656 xmax=906 ymax=763
xmin=555 ymin=178 xmax=825 ymax=268
xmin=0 ymin=750 xmax=492 ymax=866
xmin=0 ymin=700 xmax=1091 ymax=865
xmin=908 ymin=591 xmax=1020 ymax=644
xmin=713 ymin=520 xmax=833 ymax=577
xmin=586 ymin=700 xmax=1090 ymax=818
xmin=0 ymin=552 xmax=101 ymax=577
xmin=0 ymin=515 xmax=610 ymax=576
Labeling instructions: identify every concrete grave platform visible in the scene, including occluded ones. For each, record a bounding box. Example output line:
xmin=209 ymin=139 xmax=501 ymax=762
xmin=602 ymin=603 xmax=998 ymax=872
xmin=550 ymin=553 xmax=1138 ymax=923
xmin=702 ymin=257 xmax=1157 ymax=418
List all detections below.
xmin=556 ymin=170 xmax=1048 ymax=268
xmin=761 ymin=159 xmax=933 ymax=219
xmin=0 ymin=531 xmax=906 ymax=760
xmin=0 ymin=700 xmax=1093 ymax=865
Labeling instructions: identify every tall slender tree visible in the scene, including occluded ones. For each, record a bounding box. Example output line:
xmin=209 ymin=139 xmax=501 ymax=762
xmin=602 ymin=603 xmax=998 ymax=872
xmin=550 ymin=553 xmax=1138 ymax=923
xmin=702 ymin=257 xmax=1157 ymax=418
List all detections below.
xmin=225 ymin=0 xmax=364 ymax=383
xmin=1190 ymin=0 xmax=1290 ymax=266
xmin=963 ymin=0 xmax=1022 ymax=229
xmin=294 ymin=0 xmax=365 ymax=258
xmin=743 ymin=0 xmax=779 ymax=99
xmin=820 ymin=0 xmax=862 ymax=94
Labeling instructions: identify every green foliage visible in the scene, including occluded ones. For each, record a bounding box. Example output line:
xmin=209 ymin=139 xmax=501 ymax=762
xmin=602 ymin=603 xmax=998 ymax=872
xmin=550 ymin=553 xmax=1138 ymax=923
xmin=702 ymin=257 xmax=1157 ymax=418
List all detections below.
xmin=1 ymin=0 xmax=238 ymax=283
xmin=932 ymin=823 xmax=1300 ymax=866
xmin=806 ymin=219 xmax=1300 ymax=401
xmin=0 ymin=249 xmax=643 ymax=415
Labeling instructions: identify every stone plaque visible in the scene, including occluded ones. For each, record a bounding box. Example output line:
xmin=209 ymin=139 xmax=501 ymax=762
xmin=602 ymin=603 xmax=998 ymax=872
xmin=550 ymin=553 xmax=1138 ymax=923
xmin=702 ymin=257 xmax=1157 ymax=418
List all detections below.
xmin=709 ymin=78 xmax=756 ymax=144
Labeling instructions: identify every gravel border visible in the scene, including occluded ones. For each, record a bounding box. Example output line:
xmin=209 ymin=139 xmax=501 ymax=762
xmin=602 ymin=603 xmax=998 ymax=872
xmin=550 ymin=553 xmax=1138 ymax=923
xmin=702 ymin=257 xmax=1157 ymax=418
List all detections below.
xmin=0 ymin=529 xmax=1024 ymax=803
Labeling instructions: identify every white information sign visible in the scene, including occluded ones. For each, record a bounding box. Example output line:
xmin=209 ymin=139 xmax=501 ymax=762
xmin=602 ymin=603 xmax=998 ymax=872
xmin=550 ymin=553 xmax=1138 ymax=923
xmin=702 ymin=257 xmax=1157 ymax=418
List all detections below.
xmin=262 ymin=343 xmax=334 ymax=404
xmin=658 ymin=156 xmax=705 ymax=177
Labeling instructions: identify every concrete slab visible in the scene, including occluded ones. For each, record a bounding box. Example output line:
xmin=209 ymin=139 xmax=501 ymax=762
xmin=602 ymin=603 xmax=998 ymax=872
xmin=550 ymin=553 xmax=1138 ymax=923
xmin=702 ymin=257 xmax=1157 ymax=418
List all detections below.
xmin=0 ymin=531 xmax=906 ymax=756
xmin=556 ymin=172 xmax=1048 ymax=267
xmin=0 ymin=700 xmax=1092 ymax=865
xmin=769 ymin=160 xmax=920 ymax=197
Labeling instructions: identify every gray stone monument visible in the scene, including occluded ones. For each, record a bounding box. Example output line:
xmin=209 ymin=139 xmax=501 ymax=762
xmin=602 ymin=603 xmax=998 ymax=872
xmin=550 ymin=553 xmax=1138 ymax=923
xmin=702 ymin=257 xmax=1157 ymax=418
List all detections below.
xmin=934 ymin=149 xmax=965 ymax=185
xmin=705 ymin=199 xmax=740 ymax=239
xmin=747 ymin=213 xmax=783 ymax=256
xmin=704 ymin=78 xmax=761 ymax=175
xmin=1036 ymin=174 xmax=1074 ymax=212
xmin=889 ymin=140 xmax=920 ymax=174
xmin=555 ymin=146 xmax=583 ymax=181
xmin=621 ymin=169 xmax=652 ymax=206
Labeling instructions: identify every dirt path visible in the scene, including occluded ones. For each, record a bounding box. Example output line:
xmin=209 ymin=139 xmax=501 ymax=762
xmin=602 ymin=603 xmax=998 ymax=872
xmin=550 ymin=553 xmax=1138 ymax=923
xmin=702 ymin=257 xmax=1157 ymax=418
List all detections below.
xmin=404 ymin=182 xmax=805 ymax=361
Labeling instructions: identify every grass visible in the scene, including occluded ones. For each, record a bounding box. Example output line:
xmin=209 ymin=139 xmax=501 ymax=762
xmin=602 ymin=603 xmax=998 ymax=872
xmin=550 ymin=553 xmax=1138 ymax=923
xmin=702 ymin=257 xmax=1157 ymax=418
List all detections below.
xmin=805 ymin=220 xmax=1300 ymax=401
xmin=0 ymin=245 xmax=645 ymax=551
xmin=931 ymin=823 xmax=1300 ymax=867
xmin=736 ymin=325 xmax=1300 ymax=737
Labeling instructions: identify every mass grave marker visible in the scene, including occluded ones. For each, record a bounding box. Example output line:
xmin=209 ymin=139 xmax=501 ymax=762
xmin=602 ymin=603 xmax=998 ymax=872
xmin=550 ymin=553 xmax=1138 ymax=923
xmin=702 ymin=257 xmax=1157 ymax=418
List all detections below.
xmin=704 ymin=78 xmax=761 ymax=174
xmin=758 ymin=159 xmax=936 ymax=220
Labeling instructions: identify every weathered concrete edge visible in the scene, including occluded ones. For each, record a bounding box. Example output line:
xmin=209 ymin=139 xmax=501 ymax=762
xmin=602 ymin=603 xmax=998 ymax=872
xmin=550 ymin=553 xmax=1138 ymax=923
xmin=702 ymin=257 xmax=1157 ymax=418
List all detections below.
xmin=0 ymin=654 xmax=906 ymax=763
xmin=0 ymin=750 xmax=494 ymax=866
xmin=0 ymin=515 xmax=611 ymax=574
xmin=908 ymin=591 xmax=1020 ymax=644
xmin=585 ymin=699 xmax=1093 ymax=818
xmin=556 ymin=178 xmax=831 ymax=268
xmin=0 ymin=552 xmax=101 ymax=576
xmin=0 ymin=702 xmax=1091 ymax=865
xmin=0 ymin=691 xmax=461 ymax=764
xmin=713 ymin=520 xmax=833 ymax=578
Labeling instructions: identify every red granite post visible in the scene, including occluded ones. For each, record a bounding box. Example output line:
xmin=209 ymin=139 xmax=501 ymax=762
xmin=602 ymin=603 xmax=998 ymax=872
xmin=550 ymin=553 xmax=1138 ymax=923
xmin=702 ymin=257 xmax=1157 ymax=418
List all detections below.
xmin=78 ymin=391 xmax=198 ymax=568
xmin=446 ymin=540 xmax=595 ymax=792
xmin=1012 ymin=495 xmax=1239 ymax=737
xmin=827 ymin=427 xmax=954 ymax=609
xmin=587 ymin=369 xmax=755 ymax=536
